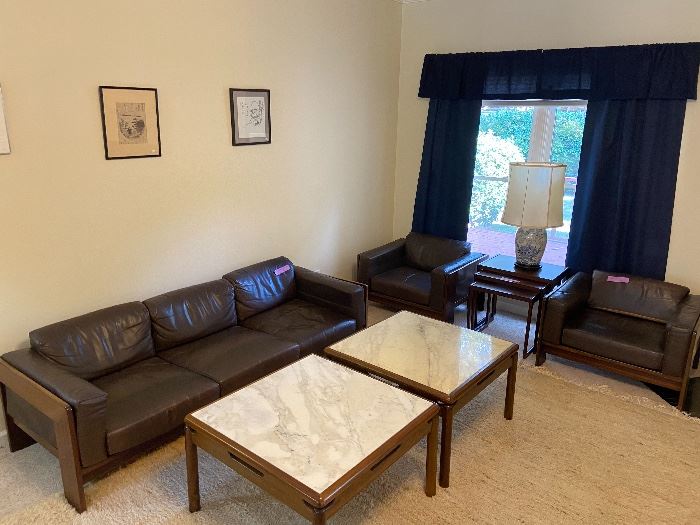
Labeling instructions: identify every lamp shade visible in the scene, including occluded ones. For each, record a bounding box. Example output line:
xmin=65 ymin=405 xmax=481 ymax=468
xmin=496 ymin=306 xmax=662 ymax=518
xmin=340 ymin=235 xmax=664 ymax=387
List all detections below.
xmin=501 ymin=162 xmax=566 ymax=228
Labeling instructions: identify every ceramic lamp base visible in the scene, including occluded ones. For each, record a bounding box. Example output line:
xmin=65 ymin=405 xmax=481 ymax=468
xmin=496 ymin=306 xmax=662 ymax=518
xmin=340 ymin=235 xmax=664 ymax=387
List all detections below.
xmin=514 ymin=227 xmax=547 ymax=269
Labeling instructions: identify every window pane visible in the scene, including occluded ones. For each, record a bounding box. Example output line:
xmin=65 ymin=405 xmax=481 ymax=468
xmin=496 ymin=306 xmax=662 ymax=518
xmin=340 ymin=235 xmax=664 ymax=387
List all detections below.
xmin=468 ymin=103 xmax=586 ymax=266
xmin=469 ymin=106 xmax=534 ymax=259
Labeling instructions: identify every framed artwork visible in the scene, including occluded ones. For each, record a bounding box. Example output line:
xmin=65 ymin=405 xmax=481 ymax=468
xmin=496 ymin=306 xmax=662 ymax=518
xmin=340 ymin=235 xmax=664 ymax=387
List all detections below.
xmin=98 ymin=86 xmax=161 ymax=159
xmin=0 ymin=84 xmax=10 ymax=155
xmin=229 ymin=88 xmax=271 ymax=146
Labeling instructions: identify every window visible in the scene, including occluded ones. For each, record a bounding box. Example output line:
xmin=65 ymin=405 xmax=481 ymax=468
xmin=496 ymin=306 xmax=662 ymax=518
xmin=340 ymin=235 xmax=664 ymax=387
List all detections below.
xmin=469 ymin=101 xmax=587 ymax=265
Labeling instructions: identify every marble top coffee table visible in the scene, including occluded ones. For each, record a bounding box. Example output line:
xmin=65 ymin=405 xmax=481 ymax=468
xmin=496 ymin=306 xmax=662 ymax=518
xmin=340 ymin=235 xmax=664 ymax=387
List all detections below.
xmin=184 ymin=354 xmax=439 ymax=524
xmin=325 ymin=311 xmax=519 ymax=488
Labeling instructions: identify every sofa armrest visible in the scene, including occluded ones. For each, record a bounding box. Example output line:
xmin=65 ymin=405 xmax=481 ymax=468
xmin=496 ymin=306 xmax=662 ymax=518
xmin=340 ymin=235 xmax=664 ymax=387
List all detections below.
xmin=429 ymin=252 xmax=485 ymax=315
xmin=1 ymin=349 xmax=108 ymax=466
xmin=296 ymin=267 xmax=368 ymax=329
xmin=662 ymin=295 xmax=700 ymax=377
xmin=541 ymin=272 xmax=592 ymax=345
xmin=357 ymin=239 xmax=406 ymax=285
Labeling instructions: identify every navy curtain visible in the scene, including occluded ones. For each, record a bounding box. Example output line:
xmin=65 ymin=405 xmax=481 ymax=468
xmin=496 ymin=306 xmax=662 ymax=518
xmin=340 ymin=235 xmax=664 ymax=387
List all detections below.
xmin=411 ymin=98 xmax=482 ymax=241
xmin=565 ymin=100 xmax=687 ymax=279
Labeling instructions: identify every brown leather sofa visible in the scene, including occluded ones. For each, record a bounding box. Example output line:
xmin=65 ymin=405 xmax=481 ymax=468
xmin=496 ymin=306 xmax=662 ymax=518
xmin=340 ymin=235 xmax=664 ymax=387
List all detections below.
xmin=0 ymin=256 xmax=366 ymax=512
xmin=537 ymin=270 xmax=700 ymax=409
xmin=357 ymin=232 xmax=486 ymax=322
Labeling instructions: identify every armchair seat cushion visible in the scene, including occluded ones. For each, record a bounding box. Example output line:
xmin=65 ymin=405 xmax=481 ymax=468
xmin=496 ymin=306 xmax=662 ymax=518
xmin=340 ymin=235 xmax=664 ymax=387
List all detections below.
xmin=242 ymin=299 xmax=356 ymax=357
xmin=159 ymin=326 xmax=300 ymax=395
xmin=93 ymin=357 xmax=219 ymax=456
xmin=562 ymin=309 xmax=666 ymax=370
xmin=371 ymin=266 xmax=431 ymax=306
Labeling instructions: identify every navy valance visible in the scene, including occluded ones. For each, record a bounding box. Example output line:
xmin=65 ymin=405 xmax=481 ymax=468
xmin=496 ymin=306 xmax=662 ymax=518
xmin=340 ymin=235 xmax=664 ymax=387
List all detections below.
xmin=418 ymin=43 xmax=700 ymax=101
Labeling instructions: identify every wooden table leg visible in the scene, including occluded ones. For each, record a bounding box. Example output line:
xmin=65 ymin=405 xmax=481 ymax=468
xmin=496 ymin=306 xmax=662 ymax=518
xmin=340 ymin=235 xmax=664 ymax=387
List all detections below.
xmin=425 ymin=416 xmax=438 ymax=496
xmin=523 ymin=302 xmax=534 ymax=358
xmin=531 ymin=298 xmax=545 ymax=359
xmin=312 ymin=510 xmax=327 ymax=525
xmin=467 ymin=289 xmax=474 ymax=329
xmin=504 ymin=354 xmax=518 ymax=420
xmin=185 ymin=426 xmax=201 ymax=513
xmin=489 ymin=294 xmax=497 ymax=322
xmin=439 ymin=404 xmax=454 ymax=488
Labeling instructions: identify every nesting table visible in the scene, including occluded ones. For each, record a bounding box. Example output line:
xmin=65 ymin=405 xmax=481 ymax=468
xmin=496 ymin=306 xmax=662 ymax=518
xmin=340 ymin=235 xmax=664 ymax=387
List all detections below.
xmin=325 ymin=311 xmax=518 ymax=487
xmin=467 ymin=255 xmax=569 ymax=358
xmin=185 ymin=355 xmax=439 ymax=524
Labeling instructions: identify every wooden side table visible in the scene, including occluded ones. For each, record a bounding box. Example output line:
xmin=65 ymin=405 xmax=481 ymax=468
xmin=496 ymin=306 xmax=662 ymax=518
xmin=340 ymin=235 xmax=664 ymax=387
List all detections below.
xmin=467 ymin=254 xmax=569 ymax=358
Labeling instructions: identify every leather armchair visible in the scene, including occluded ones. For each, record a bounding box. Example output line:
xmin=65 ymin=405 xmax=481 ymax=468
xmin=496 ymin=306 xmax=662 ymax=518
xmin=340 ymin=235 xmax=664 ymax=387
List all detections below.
xmin=537 ymin=270 xmax=700 ymax=409
xmin=357 ymin=232 xmax=486 ymax=322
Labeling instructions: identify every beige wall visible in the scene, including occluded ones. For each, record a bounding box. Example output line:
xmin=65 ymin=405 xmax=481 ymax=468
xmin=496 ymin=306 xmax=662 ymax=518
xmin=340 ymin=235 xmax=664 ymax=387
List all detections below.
xmin=0 ymin=0 xmax=402 ymax=357
xmin=395 ymin=0 xmax=700 ymax=289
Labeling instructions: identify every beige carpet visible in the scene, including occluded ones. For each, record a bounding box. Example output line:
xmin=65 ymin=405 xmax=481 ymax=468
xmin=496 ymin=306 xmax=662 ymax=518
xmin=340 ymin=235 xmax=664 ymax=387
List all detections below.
xmin=2 ymin=361 xmax=700 ymax=524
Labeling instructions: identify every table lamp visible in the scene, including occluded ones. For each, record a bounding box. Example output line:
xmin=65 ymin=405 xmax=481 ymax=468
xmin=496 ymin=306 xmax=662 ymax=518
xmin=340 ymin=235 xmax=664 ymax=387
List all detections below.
xmin=501 ymin=162 xmax=566 ymax=269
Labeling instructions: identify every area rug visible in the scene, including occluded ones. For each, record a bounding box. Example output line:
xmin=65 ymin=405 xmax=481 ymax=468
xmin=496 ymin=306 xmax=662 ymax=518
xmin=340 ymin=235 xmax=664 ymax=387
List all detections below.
xmin=1 ymin=364 xmax=699 ymax=524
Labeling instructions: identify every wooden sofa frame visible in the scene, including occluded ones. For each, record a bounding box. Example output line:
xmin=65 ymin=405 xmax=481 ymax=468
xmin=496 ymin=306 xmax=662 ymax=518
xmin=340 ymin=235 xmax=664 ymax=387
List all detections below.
xmin=0 ymin=359 xmax=189 ymax=512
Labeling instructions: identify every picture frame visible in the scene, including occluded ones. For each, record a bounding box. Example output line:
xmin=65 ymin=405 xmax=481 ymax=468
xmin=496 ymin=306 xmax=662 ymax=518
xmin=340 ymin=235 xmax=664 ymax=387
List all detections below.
xmin=98 ymin=86 xmax=161 ymax=159
xmin=229 ymin=88 xmax=271 ymax=146
xmin=0 ymin=84 xmax=10 ymax=155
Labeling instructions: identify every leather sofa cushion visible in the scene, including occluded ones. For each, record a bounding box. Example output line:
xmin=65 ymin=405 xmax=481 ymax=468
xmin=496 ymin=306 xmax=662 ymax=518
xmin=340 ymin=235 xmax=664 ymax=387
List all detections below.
xmin=159 ymin=326 xmax=300 ymax=395
xmin=371 ymin=266 xmax=431 ymax=305
xmin=242 ymin=299 xmax=356 ymax=357
xmin=562 ymin=308 xmax=666 ymax=370
xmin=589 ymin=270 xmax=689 ymax=323
xmin=29 ymin=302 xmax=155 ymax=380
xmin=144 ymin=280 xmax=236 ymax=351
xmin=93 ymin=357 xmax=219 ymax=456
xmin=223 ymin=256 xmax=297 ymax=321
xmin=405 ymin=232 xmax=471 ymax=272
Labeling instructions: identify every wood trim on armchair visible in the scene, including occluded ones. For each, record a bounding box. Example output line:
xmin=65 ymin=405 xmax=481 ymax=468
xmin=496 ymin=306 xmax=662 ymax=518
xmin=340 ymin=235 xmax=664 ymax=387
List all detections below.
xmin=537 ymin=338 xmax=697 ymax=410
xmin=367 ymin=291 xmax=449 ymax=321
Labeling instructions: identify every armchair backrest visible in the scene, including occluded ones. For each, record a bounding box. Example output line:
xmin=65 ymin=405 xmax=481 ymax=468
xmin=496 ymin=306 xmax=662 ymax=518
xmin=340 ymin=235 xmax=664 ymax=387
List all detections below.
xmin=29 ymin=302 xmax=155 ymax=380
xmin=144 ymin=279 xmax=237 ymax=351
xmin=223 ymin=256 xmax=297 ymax=321
xmin=404 ymin=232 xmax=471 ymax=271
xmin=588 ymin=270 xmax=690 ymax=324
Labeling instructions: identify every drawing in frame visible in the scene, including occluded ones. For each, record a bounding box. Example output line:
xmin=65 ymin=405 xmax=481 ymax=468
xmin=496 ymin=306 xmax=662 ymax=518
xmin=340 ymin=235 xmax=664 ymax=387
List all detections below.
xmin=229 ymin=88 xmax=271 ymax=146
xmin=99 ymin=86 xmax=161 ymax=159
xmin=0 ymin=84 xmax=10 ymax=155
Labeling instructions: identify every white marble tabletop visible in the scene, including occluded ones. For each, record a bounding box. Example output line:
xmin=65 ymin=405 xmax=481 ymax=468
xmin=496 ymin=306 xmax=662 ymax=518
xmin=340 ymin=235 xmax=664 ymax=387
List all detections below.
xmin=189 ymin=354 xmax=434 ymax=495
xmin=327 ymin=311 xmax=517 ymax=400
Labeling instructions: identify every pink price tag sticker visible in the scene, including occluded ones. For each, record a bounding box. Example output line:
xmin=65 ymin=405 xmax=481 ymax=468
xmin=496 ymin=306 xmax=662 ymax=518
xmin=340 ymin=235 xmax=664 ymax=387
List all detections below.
xmin=274 ymin=264 xmax=291 ymax=276
xmin=607 ymin=276 xmax=630 ymax=283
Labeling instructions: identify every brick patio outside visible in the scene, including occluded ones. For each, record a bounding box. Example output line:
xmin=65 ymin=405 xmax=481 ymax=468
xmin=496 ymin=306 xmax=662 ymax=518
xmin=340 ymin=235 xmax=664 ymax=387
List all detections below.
xmin=468 ymin=226 xmax=568 ymax=266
